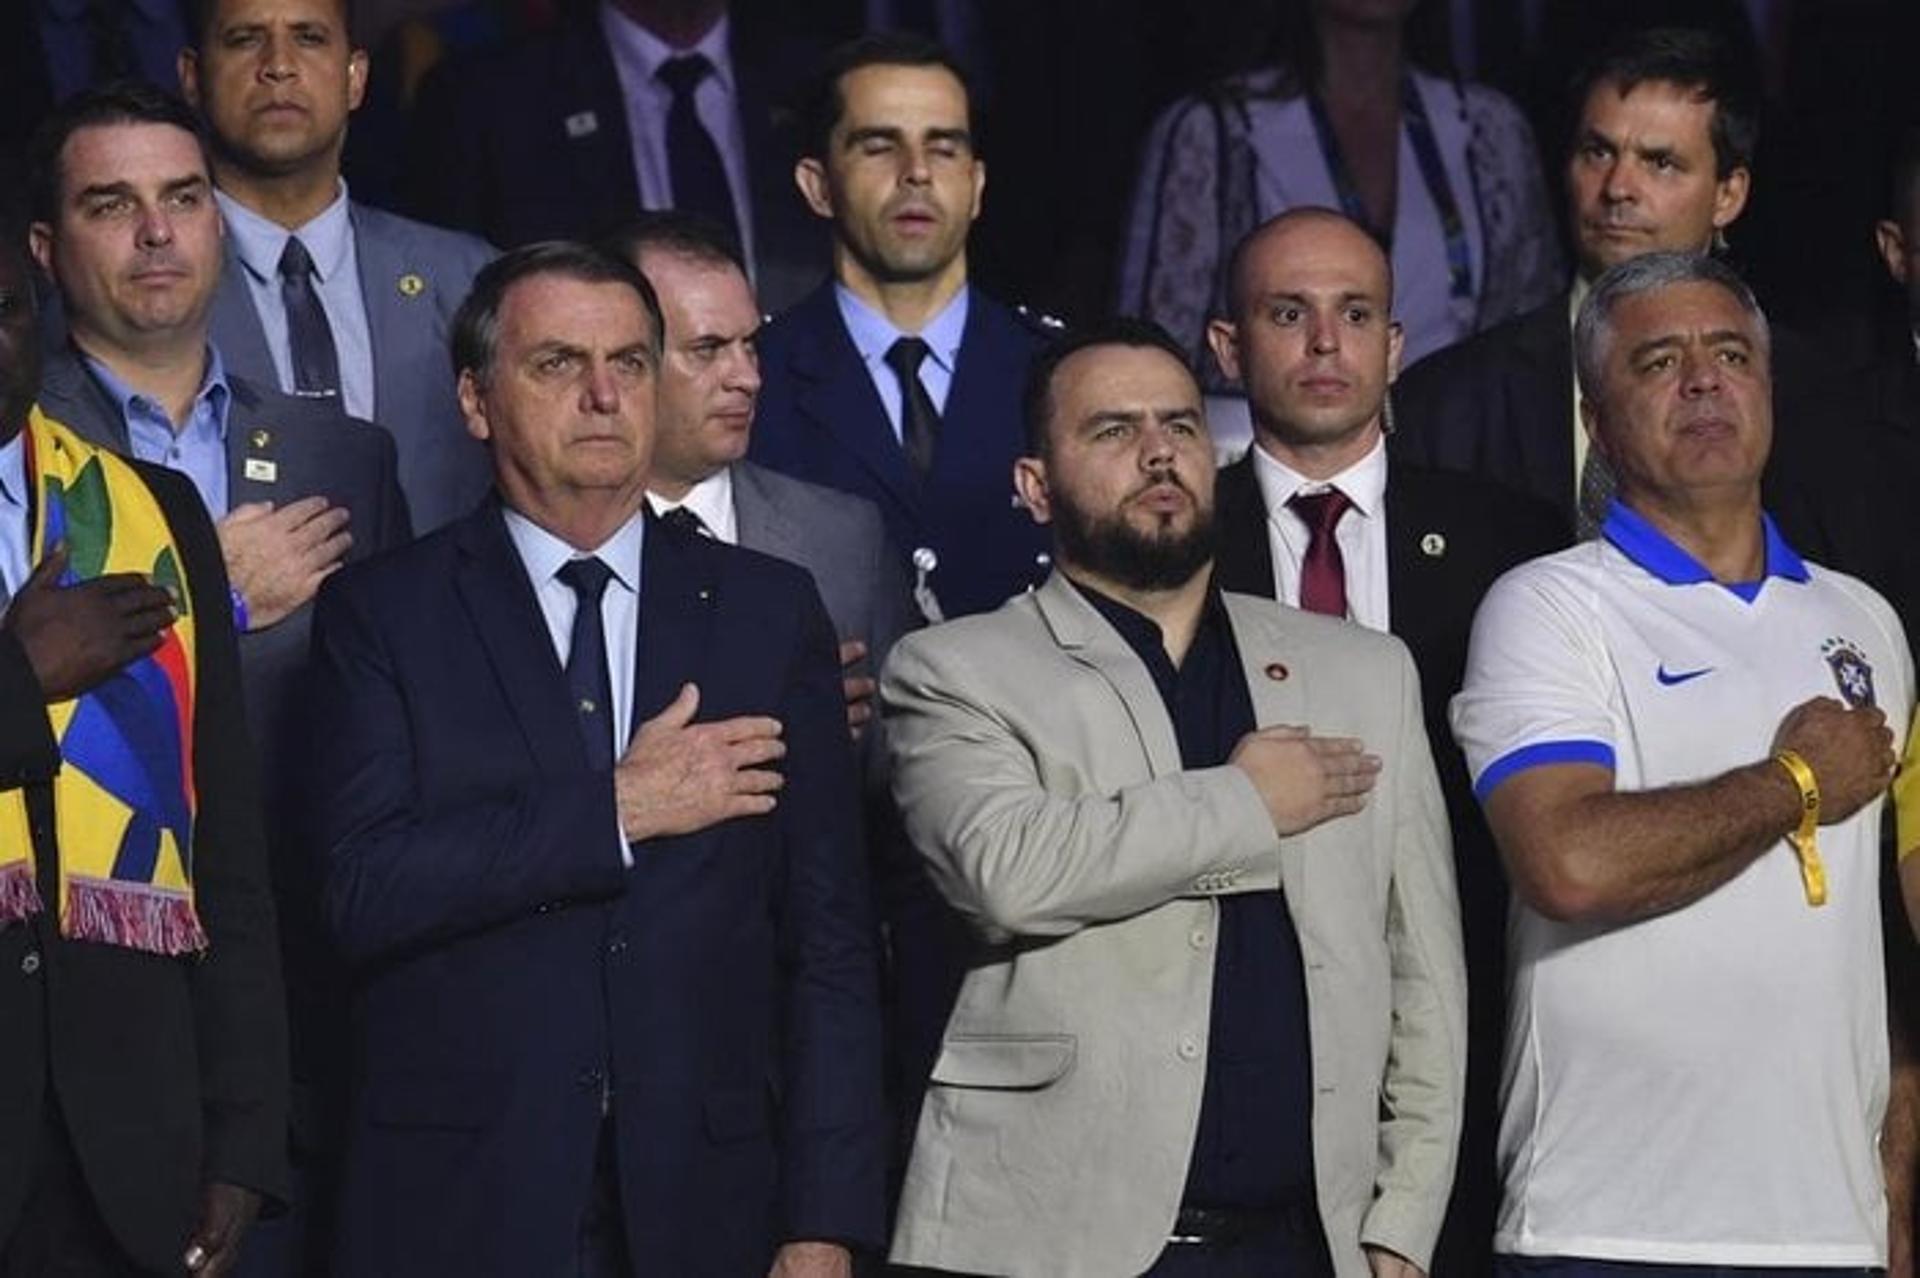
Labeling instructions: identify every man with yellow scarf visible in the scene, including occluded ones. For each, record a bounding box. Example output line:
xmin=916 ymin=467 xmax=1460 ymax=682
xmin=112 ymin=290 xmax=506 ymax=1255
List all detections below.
xmin=0 ymin=220 xmax=287 ymax=1275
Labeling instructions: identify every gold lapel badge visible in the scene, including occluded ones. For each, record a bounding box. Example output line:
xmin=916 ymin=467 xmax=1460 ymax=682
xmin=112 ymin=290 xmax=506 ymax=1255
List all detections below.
xmin=1420 ymin=532 xmax=1447 ymax=558
xmin=398 ymin=273 xmax=426 ymax=298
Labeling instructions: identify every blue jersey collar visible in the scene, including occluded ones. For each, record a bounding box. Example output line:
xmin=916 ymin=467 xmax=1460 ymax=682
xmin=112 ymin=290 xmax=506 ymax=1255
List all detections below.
xmin=1600 ymin=499 xmax=1808 ymax=601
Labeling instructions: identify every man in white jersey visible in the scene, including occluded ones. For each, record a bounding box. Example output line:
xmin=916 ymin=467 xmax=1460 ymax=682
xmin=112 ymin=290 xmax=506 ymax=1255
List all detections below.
xmin=1452 ymin=250 xmax=1909 ymax=1277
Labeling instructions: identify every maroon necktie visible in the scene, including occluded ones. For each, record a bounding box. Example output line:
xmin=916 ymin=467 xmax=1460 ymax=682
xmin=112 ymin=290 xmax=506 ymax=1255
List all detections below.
xmin=1289 ymin=488 xmax=1352 ymax=618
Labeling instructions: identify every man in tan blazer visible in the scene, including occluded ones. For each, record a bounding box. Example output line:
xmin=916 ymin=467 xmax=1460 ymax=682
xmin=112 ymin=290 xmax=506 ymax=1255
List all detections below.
xmin=883 ymin=318 xmax=1466 ymax=1277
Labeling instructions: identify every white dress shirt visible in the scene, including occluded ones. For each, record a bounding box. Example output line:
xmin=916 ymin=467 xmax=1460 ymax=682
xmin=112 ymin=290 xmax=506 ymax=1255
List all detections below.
xmin=0 ymin=431 xmax=27 ymax=603
xmin=502 ymin=505 xmax=646 ymax=867
xmin=1249 ymin=434 xmax=1391 ymax=632
xmin=217 ymin=184 xmax=377 ymax=421
xmin=646 ymin=467 xmax=738 ymax=544
xmin=835 ymin=284 xmax=969 ymax=443
xmin=599 ymin=4 xmax=756 ymax=274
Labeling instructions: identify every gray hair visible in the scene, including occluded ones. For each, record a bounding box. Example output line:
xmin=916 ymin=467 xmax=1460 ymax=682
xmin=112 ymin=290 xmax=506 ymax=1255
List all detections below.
xmin=1574 ymin=251 xmax=1770 ymax=405
xmin=451 ymin=240 xmax=663 ymax=384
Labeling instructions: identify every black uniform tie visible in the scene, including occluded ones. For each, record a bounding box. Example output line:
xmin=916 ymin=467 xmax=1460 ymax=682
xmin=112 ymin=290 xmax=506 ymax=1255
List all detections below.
xmin=557 ymin=557 xmax=616 ymax=771
xmin=657 ymin=55 xmax=741 ymax=242
xmin=884 ymin=336 xmax=940 ymax=479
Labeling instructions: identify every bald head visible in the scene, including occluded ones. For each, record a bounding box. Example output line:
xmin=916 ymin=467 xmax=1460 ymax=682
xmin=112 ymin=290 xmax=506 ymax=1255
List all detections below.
xmin=1208 ymin=208 xmax=1404 ymax=478
xmin=1224 ymin=207 xmax=1393 ymax=323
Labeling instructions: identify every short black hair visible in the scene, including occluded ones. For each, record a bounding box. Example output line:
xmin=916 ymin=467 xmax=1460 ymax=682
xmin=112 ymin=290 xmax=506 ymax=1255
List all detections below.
xmin=27 ymin=82 xmax=208 ymax=225
xmin=1022 ymin=317 xmax=1193 ymax=457
xmin=451 ymin=241 xmax=664 ymax=382
xmin=1570 ymin=26 xmax=1761 ymax=179
xmin=801 ymin=31 xmax=974 ymax=161
xmin=600 ymin=210 xmax=746 ymax=276
xmin=189 ymin=0 xmax=357 ymax=47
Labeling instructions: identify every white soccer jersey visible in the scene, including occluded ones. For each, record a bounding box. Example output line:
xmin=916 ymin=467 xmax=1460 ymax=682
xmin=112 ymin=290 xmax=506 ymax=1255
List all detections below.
xmin=1451 ymin=502 xmax=1913 ymax=1267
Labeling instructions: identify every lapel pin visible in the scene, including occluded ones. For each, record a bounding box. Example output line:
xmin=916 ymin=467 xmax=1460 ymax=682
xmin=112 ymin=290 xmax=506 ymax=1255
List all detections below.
xmin=397 ymin=273 xmax=425 ymax=299
xmin=1420 ymin=532 xmax=1447 ymax=558
xmin=243 ymin=458 xmax=278 ymax=483
xmin=249 ymin=428 xmax=271 ymax=449
xmin=1264 ymin=662 xmax=1289 ymax=682
xmin=697 ymin=588 xmax=711 ymax=601
xmin=564 ymin=111 xmax=599 ymax=139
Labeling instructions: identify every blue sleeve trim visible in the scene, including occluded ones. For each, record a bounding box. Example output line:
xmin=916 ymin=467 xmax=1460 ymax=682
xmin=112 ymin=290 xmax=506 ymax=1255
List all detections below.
xmin=1474 ymin=739 xmax=1615 ymax=802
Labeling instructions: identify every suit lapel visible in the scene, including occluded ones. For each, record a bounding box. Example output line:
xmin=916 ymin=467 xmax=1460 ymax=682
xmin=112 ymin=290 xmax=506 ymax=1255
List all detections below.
xmin=1032 ymin=574 xmax=1180 ymax=777
xmin=38 ymin=346 xmax=132 ymax=451
xmin=730 ymin=462 xmax=799 ymax=561
xmin=453 ymin=505 xmax=588 ymax=768
xmin=632 ymin=519 xmax=717 ymax=729
xmin=1212 ymin=453 xmax=1277 ymax=598
xmin=224 ymin=378 xmax=289 ymax=508
xmin=1221 ymin=594 xmax=1311 ymax=893
xmin=1382 ymin=464 xmax=1453 ymax=657
xmin=349 ymin=204 xmax=416 ymax=424
xmin=789 ymin=289 xmax=919 ymax=521
xmin=563 ymin=22 xmax=640 ymax=221
xmin=210 ymin=239 xmax=279 ymax=387
xmin=1509 ymin=299 xmax=1577 ymax=521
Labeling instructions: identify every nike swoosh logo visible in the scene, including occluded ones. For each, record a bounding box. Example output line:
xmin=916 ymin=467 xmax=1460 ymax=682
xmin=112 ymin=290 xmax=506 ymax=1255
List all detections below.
xmin=1656 ymin=664 xmax=1715 ymax=686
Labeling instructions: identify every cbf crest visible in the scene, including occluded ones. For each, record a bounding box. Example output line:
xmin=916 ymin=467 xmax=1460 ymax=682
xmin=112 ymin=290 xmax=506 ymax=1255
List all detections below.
xmin=1822 ymin=637 xmax=1877 ymax=708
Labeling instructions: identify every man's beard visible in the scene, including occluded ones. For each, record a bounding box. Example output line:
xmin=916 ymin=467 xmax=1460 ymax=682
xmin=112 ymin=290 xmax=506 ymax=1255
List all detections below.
xmin=1052 ymin=478 xmax=1216 ymax=592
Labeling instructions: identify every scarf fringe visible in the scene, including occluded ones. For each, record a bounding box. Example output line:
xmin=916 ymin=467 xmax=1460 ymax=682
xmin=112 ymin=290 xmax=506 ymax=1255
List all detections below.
xmin=0 ymin=862 xmax=41 ymax=926
xmin=65 ymin=877 xmax=207 ymax=956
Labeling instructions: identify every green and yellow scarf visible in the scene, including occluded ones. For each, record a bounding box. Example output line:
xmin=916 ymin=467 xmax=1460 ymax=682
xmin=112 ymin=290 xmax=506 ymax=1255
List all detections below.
xmin=0 ymin=407 xmax=204 ymax=955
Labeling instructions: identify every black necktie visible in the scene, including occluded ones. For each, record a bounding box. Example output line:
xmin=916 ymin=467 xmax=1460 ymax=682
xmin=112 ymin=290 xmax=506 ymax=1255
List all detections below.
xmin=884 ymin=337 xmax=940 ymax=479
xmin=657 ymin=55 xmax=741 ymax=241
xmin=277 ymin=236 xmax=341 ymax=399
xmin=658 ymin=505 xmax=708 ymax=538
xmin=557 ymin=557 xmax=616 ymax=771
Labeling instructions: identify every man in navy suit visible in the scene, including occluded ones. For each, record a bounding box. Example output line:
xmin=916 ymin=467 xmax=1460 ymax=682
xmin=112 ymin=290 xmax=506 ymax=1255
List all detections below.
xmin=749 ymin=32 xmax=1054 ymax=624
xmin=309 ymin=242 xmax=884 ymax=1276
xmin=183 ymin=0 xmax=497 ymax=535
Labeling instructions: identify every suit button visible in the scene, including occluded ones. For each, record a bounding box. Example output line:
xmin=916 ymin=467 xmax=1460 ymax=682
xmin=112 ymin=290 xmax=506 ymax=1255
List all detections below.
xmin=606 ymin=935 xmax=628 ymax=956
xmin=575 ymin=1068 xmax=603 ymax=1091
xmin=1177 ymin=1035 xmax=1200 ymax=1061
xmin=1188 ymin=929 xmax=1209 ymax=950
xmin=20 ymin=951 xmax=40 ymax=976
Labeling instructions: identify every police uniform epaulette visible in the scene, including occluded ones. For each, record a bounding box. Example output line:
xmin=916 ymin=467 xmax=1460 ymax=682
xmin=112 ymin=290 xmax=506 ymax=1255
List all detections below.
xmin=1012 ymin=304 xmax=1069 ymax=335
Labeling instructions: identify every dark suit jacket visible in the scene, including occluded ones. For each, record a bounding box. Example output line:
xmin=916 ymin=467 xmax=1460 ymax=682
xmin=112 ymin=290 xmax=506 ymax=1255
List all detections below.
xmin=1391 ymin=289 xmax=1920 ymax=641
xmin=309 ymin=503 xmax=885 ymax=1275
xmin=0 ymin=453 xmax=287 ymax=1273
xmin=749 ymin=283 xmax=1053 ymax=621
xmin=39 ymin=344 xmax=410 ymax=1153
xmin=1214 ymin=449 xmax=1569 ymax=1278
xmin=209 ymin=199 xmax=497 ymax=534
xmin=403 ymin=14 xmax=824 ymax=313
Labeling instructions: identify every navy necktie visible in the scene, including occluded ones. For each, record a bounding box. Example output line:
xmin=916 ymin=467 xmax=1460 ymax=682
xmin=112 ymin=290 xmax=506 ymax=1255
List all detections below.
xmin=658 ymin=505 xmax=708 ymax=538
xmin=1289 ymin=488 xmax=1352 ymax=619
xmin=884 ymin=336 xmax=940 ymax=479
xmin=657 ymin=55 xmax=741 ymax=242
xmin=557 ymin=557 xmax=616 ymax=771
xmin=277 ymin=236 xmax=341 ymax=400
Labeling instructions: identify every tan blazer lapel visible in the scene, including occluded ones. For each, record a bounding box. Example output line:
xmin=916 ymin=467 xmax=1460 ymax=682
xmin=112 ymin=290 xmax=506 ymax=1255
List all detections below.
xmin=1222 ymin=593 xmax=1314 ymax=897
xmin=1032 ymin=573 xmax=1182 ymax=778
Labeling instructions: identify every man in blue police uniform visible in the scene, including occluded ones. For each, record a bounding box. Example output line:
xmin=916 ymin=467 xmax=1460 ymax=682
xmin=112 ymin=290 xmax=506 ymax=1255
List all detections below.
xmin=748 ymin=31 xmax=1054 ymax=624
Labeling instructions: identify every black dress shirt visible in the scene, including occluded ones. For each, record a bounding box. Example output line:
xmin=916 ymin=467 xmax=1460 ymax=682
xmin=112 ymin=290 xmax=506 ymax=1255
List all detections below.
xmin=1073 ymin=579 xmax=1316 ymax=1209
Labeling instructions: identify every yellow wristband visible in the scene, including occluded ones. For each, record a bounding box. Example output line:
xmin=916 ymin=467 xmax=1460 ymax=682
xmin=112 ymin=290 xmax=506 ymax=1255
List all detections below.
xmin=1773 ymin=749 xmax=1825 ymax=907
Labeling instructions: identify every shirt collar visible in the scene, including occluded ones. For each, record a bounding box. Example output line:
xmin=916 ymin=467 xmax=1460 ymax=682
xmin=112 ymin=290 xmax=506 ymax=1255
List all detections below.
xmin=1248 ymin=432 xmax=1387 ymax=522
xmin=1600 ymin=498 xmax=1809 ymax=595
xmin=502 ymin=504 xmax=648 ymax=595
xmin=0 ymin=430 xmax=24 ymax=512
xmin=645 ymin=466 xmax=735 ymax=541
xmin=217 ymin=182 xmax=354 ymax=286
xmin=83 ymin=346 xmax=233 ymax=439
xmin=599 ymin=2 xmax=736 ymax=94
xmin=834 ymin=283 xmax=971 ymax=375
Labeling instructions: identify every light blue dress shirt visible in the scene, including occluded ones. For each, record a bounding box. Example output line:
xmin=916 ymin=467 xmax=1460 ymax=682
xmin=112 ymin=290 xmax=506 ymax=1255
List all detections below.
xmin=217 ymin=184 xmax=377 ymax=422
xmin=834 ymin=283 xmax=969 ymax=443
xmin=86 ymin=350 xmax=233 ymax=518
xmin=502 ymin=505 xmax=647 ymax=868
xmin=0 ymin=432 xmax=28 ymax=604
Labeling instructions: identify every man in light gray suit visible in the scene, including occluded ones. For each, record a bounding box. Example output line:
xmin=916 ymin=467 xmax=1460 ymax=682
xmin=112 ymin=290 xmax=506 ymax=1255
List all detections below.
xmin=883 ymin=318 xmax=1466 ymax=1277
xmin=183 ymin=0 xmax=495 ymax=535
xmin=611 ymin=211 xmax=914 ymax=746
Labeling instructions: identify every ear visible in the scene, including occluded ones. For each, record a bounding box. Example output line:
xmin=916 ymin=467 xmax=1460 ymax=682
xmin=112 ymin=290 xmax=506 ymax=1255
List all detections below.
xmin=1710 ymin=165 xmax=1751 ymax=231
xmin=1385 ymin=320 xmax=1405 ymax=383
xmin=27 ymin=223 xmax=54 ymax=280
xmin=347 ymin=49 xmax=370 ymax=112
xmin=177 ymin=48 xmax=201 ymax=107
xmin=1578 ymin=394 xmax=1607 ymax=461
xmin=1875 ymin=219 xmax=1911 ymax=286
xmin=794 ymin=157 xmax=834 ymax=221
xmin=968 ymin=156 xmax=986 ymax=223
xmin=1012 ymin=455 xmax=1052 ymax=525
xmin=457 ymin=369 xmax=491 ymax=442
xmin=1204 ymin=318 xmax=1242 ymax=384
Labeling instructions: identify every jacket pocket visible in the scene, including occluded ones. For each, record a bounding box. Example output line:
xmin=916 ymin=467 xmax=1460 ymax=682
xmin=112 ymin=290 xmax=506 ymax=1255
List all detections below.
xmin=928 ymin=1034 xmax=1077 ymax=1090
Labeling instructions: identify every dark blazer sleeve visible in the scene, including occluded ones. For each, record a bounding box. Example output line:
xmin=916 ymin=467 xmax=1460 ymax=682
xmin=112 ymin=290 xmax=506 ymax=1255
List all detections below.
xmin=0 ymin=631 xmax=58 ymax=789
xmin=145 ymin=464 xmax=290 ymax=1202
xmin=769 ymin=575 xmax=887 ymax=1248
xmin=306 ymin=569 xmax=628 ymax=968
xmin=360 ymin=416 xmax=413 ymax=552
